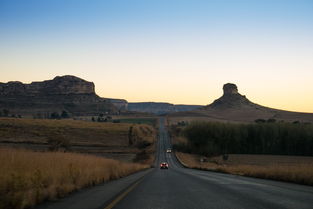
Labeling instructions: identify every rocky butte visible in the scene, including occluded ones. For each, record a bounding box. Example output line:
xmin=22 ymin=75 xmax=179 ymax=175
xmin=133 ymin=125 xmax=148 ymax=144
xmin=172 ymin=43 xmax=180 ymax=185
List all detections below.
xmin=0 ymin=75 xmax=117 ymax=117
xmin=209 ymin=83 xmax=255 ymax=109
xmin=171 ymin=83 xmax=313 ymax=123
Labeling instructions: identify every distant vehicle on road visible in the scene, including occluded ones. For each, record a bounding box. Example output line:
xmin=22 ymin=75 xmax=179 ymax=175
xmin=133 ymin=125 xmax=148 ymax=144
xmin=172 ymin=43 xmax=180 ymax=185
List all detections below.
xmin=160 ymin=162 xmax=169 ymax=169
xmin=166 ymin=148 xmax=172 ymax=153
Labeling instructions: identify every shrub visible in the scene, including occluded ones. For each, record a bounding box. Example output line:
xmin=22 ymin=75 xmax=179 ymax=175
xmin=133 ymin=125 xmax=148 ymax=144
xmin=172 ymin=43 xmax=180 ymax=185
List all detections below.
xmin=50 ymin=112 xmax=60 ymax=119
xmin=61 ymin=110 xmax=69 ymax=118
xmin=133 ymin=150 xmax=150 ymax=162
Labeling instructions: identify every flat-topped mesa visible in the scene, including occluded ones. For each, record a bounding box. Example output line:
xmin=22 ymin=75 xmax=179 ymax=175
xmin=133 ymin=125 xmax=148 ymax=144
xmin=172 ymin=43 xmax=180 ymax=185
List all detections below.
xmin=0 ymin=75 xmax=95 ymax=96
xmin=30 ymin=75 xmax=95 ymax=95
xmin=223 ymin=83 xmax=238 ymax=95
xmin=0 ymin=75 xmax=117 ymax=116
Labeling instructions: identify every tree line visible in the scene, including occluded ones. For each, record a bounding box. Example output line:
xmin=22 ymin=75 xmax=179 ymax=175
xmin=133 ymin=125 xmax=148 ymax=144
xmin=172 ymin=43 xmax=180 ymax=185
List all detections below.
xmin=174 ymin=121 xmax=313 ymax=156
xmin=0 ymin=109 xmax=22 ymax=118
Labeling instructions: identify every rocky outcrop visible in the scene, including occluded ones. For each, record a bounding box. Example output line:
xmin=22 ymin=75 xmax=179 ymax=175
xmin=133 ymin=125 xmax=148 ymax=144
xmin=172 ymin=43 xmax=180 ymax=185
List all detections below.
xmin=0 ymin=76 xmax=117 ymax=116
xmin=176 ymin=83 xmax=313 ymax=123
xmin=0 ymin=75 xmax=95 ymax=96
xmin=209 ymin=83 xmax=255 ymax=109
xmin=223 ymin=83 xmax=238 ymax=95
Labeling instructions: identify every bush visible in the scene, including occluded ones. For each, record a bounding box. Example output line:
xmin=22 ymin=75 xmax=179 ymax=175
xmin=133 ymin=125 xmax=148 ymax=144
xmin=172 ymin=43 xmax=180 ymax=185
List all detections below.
xmin=2 ymin=109 xmax=9 ymax=117
xmin=61 ymin=110 xmax=69 ymax=118
xmin=136 ymin=140 xmax=151 ymax=149
xmin=255 ymin=119 xmax=266 ymax=123
xmin=267 ymin=118 xmax=276 ymax=123
xmin=50 ymin=112 xmax=60 ymax=119
xmin=133 ymin=150 xmax=149 ymax=162
xmin=47 ymin=138 xmax=71 ymax=151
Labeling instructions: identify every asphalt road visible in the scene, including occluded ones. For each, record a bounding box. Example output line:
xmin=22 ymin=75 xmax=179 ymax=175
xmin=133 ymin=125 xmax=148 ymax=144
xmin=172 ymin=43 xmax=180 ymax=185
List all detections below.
xmin=37 ymin=117 xmax=313 ymax=209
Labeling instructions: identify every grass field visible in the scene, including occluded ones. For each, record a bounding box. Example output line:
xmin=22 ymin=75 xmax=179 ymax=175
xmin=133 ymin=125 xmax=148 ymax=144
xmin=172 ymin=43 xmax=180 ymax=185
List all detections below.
xmin=176 ymin=152 xmax=313 ymax=186
xmin=0 ymin=148 xmax=148 ymax=209
xmin=0 ymin=118 xmax=133 ymax=146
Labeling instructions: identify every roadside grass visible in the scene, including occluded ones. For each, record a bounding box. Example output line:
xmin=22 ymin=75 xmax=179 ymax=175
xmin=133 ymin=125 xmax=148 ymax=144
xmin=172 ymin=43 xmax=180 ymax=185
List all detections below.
xmin=0 ymin=148 xmax=149 ymax=209
xmin=176 ymin=152 xmax=313 ymax=186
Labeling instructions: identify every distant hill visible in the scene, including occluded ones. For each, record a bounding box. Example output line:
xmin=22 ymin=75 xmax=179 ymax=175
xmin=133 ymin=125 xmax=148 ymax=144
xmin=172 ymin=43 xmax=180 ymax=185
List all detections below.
xmin=171 ymin=83 xmax=313 ymax=123
xmin=0 ymin=75 xmax=117 ymax=117
xmin=127 ymin=102 xmax=202 ymax=115
xmin=0 ymin=75 xmax=202 ymax=117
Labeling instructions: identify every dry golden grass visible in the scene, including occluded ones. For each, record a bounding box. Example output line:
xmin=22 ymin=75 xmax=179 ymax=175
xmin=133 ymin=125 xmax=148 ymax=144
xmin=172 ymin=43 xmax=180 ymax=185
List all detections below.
xmin=133 ymin=124 xmax=156 ymax=144
xmin=176 ymin=152 xmax=313 ymax=186
xmin=0 ymin=148 xmax=148 ymax=209
xmin=0 ymin=118 xmax=133 ymax=146
xmin=131 ymin=125 xmax=156 ymax=165
xmin=0 ymin=118 xmax=157 ymax=146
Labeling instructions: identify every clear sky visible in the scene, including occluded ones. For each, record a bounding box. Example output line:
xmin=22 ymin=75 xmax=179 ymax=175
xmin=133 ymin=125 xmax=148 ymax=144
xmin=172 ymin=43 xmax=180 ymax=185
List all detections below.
xmin=1 ymin=0 xmax=313 ymax=112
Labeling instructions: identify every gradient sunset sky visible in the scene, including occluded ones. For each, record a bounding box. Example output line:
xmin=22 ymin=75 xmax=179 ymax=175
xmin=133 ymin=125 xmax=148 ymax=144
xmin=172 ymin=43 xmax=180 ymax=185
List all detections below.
xmin=1 ymin=0 xmax=312 ymax=112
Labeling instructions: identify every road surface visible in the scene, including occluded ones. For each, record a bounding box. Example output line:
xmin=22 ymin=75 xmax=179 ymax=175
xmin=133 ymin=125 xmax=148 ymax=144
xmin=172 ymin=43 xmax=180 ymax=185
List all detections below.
xmin=37 ymin=117 xmax=313 ymax=209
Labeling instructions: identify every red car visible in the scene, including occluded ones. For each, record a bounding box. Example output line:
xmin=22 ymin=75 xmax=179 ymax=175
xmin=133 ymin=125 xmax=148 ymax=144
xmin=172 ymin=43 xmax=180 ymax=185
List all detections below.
xmin=160 ymin=162 xmax=169 ymax=169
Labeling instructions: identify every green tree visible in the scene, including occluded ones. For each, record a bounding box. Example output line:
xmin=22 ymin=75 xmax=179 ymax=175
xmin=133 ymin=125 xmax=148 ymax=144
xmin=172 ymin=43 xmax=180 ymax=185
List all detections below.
xmin=50 ymin=112 xmax=60 ymax=119
xmin=61 ymin=110 xmax=69 ymax=118
xmin=2 ymin=109 xmax=9 ymax=117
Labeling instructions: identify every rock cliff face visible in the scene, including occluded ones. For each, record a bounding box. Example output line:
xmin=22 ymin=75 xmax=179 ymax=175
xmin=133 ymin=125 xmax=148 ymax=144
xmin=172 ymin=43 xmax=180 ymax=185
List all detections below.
xmin=209 ymin=83 xmax=255 ymax=109
xmin=104 ymin=100 xmax=202 ymax=115
xmin=0 ymin=76 xmax=117 ymax=116
xmin=106 ymin=98 xmax=128 ymax=111
xmin=223 ymin=83 xmax=238 ymax=95
xmin=0 ymin=76 xmax=95 ymax=96
xmin=0 ymin=75 xmax=201 ymax=116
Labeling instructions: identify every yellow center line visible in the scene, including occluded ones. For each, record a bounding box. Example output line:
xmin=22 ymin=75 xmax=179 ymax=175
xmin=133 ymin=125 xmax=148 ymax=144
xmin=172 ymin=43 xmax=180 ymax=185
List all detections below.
xmin=103 ymin=173 xmax=148 ymax=209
